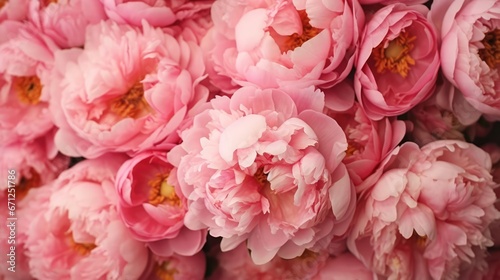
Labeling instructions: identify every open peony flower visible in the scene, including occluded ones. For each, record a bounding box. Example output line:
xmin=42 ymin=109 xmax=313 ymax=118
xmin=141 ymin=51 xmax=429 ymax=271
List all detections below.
xmin=348 ymin=140 xmax=500 ymax=280
xmin=169 ymin=86 xmax=355 ymax=265
xmin=325 ymin=99 xmax=406 ymax=188
xmin=52 ymin=20 xmax=208 ymax=158
xmin=430 ymin=0 xmax=500 ymax=120
xmin=101 ymin=0 xmax=213 ymax=28
xmin=202 ymin=0 xmax=364 ymax=93
xmin=0 ymin=20 xmax=59 ymax=146
xmin=115 ymin=151 xmax=206 ymax=257
xmin=354 ymin=3 xmax=440 ymax=120
xmin=141 ymin=252 xmax=206 ymax=280
xmin=23 ymin=155 xmax=149 ymax=280
xmin=27 ymin=0 xmax=107 ymax=49
xmin=208 ymin=243 xmax=329 ymax=280
xmin=409 ymin=76 xmax=482 ymax=146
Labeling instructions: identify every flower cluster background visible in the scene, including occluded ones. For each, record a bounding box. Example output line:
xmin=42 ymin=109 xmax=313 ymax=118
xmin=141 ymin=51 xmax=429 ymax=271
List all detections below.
xmin=1 ymin=0 xmax=500 ymax=279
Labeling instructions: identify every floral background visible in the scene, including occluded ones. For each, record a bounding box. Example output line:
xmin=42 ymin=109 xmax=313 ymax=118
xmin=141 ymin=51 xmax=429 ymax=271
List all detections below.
xmin=1 ymin=0 xmax=500 ymax=279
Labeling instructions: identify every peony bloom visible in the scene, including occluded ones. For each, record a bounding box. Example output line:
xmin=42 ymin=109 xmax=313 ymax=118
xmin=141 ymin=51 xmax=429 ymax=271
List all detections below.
xmin=101 ymin=0 xmax=213 ymax=28
xmin=23 ymin=155 xmax=149 ymax=279
xmin=0 ymin=132 xmax=69 ymax=200
xmin=141 ymin=252 xmax=206 ymax=280
xmin=313 ymin=252 xmax=374 ymax=280
xmin=354 ymin=3 xmax=440 ymax=120
xmin=430 ymin=0 xmax=500 ymax=120
xmin=325 ymin=99 xmax=406 ymax=188
xmin=52 ymin=20 xmax=208 ymax=158
xmin=169 ymin=86 xmax=355 ymax=265
xmin=27 ymin=0 xmax=107 ymax=49
xmin=115 ymin=151 xmax=206 ymax=257
xmin=0 ymin=20 xmax=59 ymax=146
xmin=408 ymin=76 xmax=481 ymax=146
xmin=0 ymin=0 xmax=28 ymax=22
xmin=348 ymin=140 xmax=500 ymax=280
xmin=202 ymin=0 xmax=364 ymax=93
xmin=208 ymin=243 xmax=329 ymax=280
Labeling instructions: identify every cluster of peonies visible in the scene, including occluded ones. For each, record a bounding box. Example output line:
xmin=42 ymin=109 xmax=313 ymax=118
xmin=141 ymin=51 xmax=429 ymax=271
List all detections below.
xmin=1 ymin=0 xmax=500 ymax=279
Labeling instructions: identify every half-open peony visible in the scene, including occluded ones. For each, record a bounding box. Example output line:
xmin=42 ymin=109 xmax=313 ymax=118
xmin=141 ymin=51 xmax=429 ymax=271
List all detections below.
xmin=52 ymin=20 xmax=208 ymax=158
xmin=430 ymin=0 xmax=500 ymax=120
xmin=408 ymin=76 xmax=481 ymax=146
xmin=354 ymin=3 xmax=440 ymax=120
xmin=202 ymin=0 xmax=364 ymax=92
xmin=22 ymin=155 xmax=149 ymax=279
xmin=115 ymin=151 xmax=206 ymax=257
xmin=348 ymin=140 xmax=500 ymax=280
xmin=169 ymin=86 xmax=355 ymax=265
xmin=325 ymin=99 xmax=406 ymax=188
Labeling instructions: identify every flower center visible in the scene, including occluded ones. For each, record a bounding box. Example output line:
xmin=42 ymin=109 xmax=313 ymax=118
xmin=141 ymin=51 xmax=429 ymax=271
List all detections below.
xmin=13 ymin=76 xmax=42 ymax=105
xmin=110 ymin=82 xmax=150 ymax=119
xmin=17 ymin=168 xmax=41 ymax=201
xmin=279 ymin=10 xmax=322 ymax=53
xmin=67 ymin=233 xmax=96 ymax=256
xmin=254 ymin=167 xmax=270 ymax=189
xmin=0 ymin=0 xmax=8 ymax=9
xmin=148 ymin=173 xmax=181 ymax=207
xmin=479 ymin=29 xmax=500 ymax=69
xmin=154 ymin=261 xmax=178 ymax=280
xmin=372 ymin=31 xmax=416 ymax=78
xmin=42 ymin=0 xmax=58 ymax=6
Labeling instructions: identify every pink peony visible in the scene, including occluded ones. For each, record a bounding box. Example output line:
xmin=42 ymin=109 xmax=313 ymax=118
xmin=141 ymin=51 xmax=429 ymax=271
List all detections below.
xmin=348 ymin=140 xmax=500 ymax=280
xmin=23 ymin=155 xmax=149 ymax=279
xmin=0 ymin=20 xmax=59 ymax=146
xmin=141 ymin=252 xmax=206 ymax=280
xmin=354 ymin=3 xmax=440 ymax=120
xmin=313 ymin=252 xmax=374 ymax=280
xmin=209 ymin=243 xmax=329 ymax=280
xmin=0 ymin=0 xmax=28 ymax=22
xmin=408 ymin=76 xmax=481 ymax=146
xmin=115 ymin=151 xmax=206 ymax=257
xmin=169 ymin=86 xmax=355 ymax=264
xmin=101 ymin=0 xmax=213 ymax=28
xmin=0 ymin=132 xmax=69 ymax=200
xmin=430 ymin=0 xmax=500 ymax=120
xmin=52 ymin=20 xmax=208 ymax=158
xmin=28 ymin=0 xmax=107 ymax=49
xmin=202 ymin=0 xmax=364 ymax=93
xmin=325 ymin=99 xmax=406 ymax=188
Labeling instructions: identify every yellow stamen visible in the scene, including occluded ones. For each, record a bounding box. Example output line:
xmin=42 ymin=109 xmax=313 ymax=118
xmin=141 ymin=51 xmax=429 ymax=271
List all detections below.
xmin=67 ymin=233 xmax=96 ymax=256
xmin=254 ymin=167 xmax=270 ymax=189
xmin=280 ymin=10 xmax=322 ymax=53
xmin=17 ymin=168 xmax=41 ymax=201
xmin=13 ymin=76 xmax=43 ymax=105
xmin=154 ymin=261 xmax=178 ymax=280
xmin=372 ymin=31 xmax=416 ymax=78
xmin=148 ymin=173 xmax=181 ymax=207
xmin=479 ymin=29 xmax=500 ymax=69
xmin=110 ymin=82 xmax=150 ymax=118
